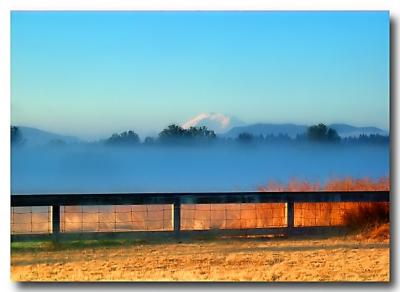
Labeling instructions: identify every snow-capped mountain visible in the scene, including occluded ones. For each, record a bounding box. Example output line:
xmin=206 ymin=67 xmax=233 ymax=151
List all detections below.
xmin=181 ymin=113 xmax=246 ymax=133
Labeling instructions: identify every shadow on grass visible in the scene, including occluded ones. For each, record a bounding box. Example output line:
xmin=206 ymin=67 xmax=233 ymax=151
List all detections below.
xmin=11 ymin=238 xmax=148 ymax=253
xmin=11 ymin=227 xmax=351 ymax=253
xmin=13 ymin=222 xmax=388 ymax=254
xmin=11 ymin=233 xmax=224 ymax=253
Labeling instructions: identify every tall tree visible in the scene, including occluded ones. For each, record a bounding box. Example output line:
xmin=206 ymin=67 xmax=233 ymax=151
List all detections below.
xmin=105 ymin=130 xmax=140 ymax=145
xmin=159 ymin=124 xmax=187 ymax=140
xmin=158 ymin=124 xmax=216 ymax=144
xmin=306 ymin=123 xmax=340 ymax=142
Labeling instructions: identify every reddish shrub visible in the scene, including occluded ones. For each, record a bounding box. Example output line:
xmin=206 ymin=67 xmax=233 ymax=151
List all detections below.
xmin=259 ymin=177 xmax=390 ymax=229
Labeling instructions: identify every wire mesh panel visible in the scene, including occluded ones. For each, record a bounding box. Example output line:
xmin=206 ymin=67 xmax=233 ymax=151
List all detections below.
xmin=293 ymin=202 xmax=389 ymax=227
xmin=181 ymin=203 xmax=286 ymax=230
xmin=11 ymin=200 xmax=389 ymax=235
xmin=60 ymin=204 xmax=173 ymax=232
xmin=11 ymin=206 xmax=52 ymax=234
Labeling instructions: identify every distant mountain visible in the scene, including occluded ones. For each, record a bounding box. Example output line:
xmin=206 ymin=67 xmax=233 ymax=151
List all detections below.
xmin=328 ymin=124 xmax=388 ymax=137
xmin=223 ymin=123 xmax=388 ymax=138
xmin=181 ymin=113 xmax=246 ymax=133
xmin=16 ymin=126 xmax=81 ymax=146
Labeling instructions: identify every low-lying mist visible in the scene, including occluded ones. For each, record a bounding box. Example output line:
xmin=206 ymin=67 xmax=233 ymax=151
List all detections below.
xmin=11 ymin=143 xmax=389 ymax=194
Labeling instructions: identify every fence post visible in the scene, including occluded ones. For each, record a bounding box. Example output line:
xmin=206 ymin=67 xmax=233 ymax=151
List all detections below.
xmin=52 ymin=205 xmax=60 ymax=241
xmin=287 ymin=201 xmax=294 ymax=230
xmin=173 ymin=199 xmax=181 ymax=239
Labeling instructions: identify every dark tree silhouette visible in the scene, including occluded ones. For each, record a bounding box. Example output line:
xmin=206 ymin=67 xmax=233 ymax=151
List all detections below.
xmin=307 ymin=123 xmax=328 ymax=141
xmin=306 ymin=123 xmax=340 ymax=142
xmin=105 ymin=130 xmax=140 ymax=145
xmin=158 ymin=124 xmax=216 ymax=144
xmin=187 ymin=126 xmax=216 ymax=139
xmin=11 ymin=126 xmax=23 ymax=145
xmin=159 ymin=124 xmax=187 ymax=141
xmin=237 ymin=132 xmax=254 ymax=143
xmin=326 ymin=128 xmax=340 ymax=142
xmin=343 ymin=134 xmax=389 ymax=144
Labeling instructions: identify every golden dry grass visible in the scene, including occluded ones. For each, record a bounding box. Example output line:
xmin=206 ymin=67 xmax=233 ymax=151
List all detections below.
xmin=11 ymin=231 xmax=389 ymax=282
xmin=260 ymin=177 xmax=390 ymax=192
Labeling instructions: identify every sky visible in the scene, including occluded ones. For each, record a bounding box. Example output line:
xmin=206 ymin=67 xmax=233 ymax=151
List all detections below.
xmin=11 ymin=11 xmax=390 ymax=140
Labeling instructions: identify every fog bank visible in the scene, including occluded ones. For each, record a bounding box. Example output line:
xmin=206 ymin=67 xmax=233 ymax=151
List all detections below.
xmin=11 ymin=143 xmax=389 ymax=194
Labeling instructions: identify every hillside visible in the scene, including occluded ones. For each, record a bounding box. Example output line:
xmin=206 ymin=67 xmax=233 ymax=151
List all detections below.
xmin=16 ymin=126 xmax=81 ymax=146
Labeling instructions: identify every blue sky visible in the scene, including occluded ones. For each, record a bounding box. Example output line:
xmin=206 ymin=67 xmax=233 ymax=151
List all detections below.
xmin=11 ymin=11 xmax=389 ymax=139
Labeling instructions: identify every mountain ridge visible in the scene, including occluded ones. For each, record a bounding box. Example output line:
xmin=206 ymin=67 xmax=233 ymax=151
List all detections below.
xmin=12 ymin=121 xmax=389 ymax=146
xmin=16 ymin=126 xmax=82 ymax=146
xmin=223 ymin=123 xmax=388 ymax=138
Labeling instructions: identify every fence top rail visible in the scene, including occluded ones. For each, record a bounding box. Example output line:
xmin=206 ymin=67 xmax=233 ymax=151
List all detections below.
xmin=11 ymin=191 xmax=389 ymax=207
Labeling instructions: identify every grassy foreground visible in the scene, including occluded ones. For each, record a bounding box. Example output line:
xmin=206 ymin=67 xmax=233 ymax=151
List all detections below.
xmin=11 ymin=225 xmax=390 ymax=282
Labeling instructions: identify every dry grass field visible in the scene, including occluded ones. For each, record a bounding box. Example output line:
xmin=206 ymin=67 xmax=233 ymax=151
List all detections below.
xmin=11 ymin=224 xmax=390 ymax=282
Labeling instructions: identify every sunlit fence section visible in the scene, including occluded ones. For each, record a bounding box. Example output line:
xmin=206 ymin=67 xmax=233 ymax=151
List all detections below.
xmin=61 ymin=205 xmax=173 ymax=232
xmin=11 ymin=206 xmax=52 ymax=234
xmin=11 ymin=191 xmax=389 ymax=240
xmin=294 ymin=202 xmax=389 ymax=227
xmin=181 ymin=203 xmax=286 ymax=230
xmin=11 ymin=203 xmax=287 ymax=234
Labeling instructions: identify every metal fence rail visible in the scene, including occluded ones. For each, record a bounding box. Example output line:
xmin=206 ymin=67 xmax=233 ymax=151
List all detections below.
xmin=11 ymin=191 xmax=389 ymax=241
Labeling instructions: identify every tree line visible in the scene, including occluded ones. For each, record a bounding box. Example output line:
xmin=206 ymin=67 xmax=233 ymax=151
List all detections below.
xmin=11 ymin=123 xmax=389 ymax=147
xmin=103 ymin=124 xmax=216 ymax=146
